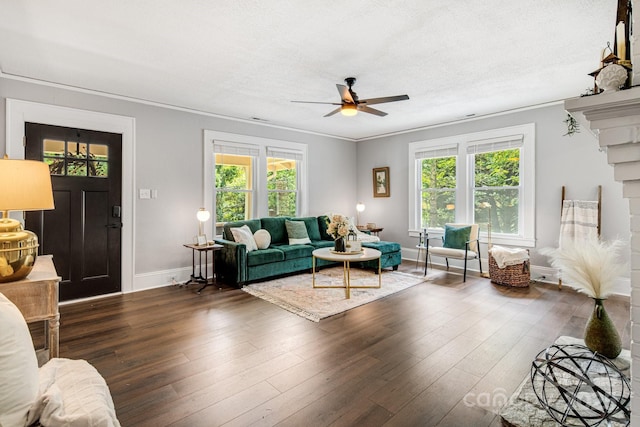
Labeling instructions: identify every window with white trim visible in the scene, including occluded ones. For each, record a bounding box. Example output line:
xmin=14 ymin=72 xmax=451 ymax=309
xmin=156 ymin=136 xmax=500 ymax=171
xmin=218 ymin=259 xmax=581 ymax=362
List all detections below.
xmin=214 ymin=144 xmax=258 ymax=224
xmin=203 ymin=131 xmax=308 ymax=237
xmin=267 ymin=148 xmax=301 ymax=217
xmin=408 ymin=124 xmax=535 ymax=247
xmin=416 ymin=145 xmax=458 ymax=228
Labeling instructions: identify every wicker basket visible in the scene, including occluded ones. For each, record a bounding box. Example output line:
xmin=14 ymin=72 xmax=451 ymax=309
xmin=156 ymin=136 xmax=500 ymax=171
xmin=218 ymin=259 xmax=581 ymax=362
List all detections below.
xmin=488 ymin=253 xmax=530 ymax=287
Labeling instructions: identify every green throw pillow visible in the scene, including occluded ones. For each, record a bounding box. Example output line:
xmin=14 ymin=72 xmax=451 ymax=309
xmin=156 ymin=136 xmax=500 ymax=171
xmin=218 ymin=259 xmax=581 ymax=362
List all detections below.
xmin=285 ymin=220 xmax=311 ymax=245
xmin=442 ymin=225 xmax=471 ymax=250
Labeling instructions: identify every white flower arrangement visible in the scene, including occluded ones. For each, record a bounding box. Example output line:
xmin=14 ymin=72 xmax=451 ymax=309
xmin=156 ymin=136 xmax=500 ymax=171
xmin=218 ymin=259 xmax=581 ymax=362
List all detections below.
xmin=326 ymin=214 xmax=351 ymax=240
xmin=541 ymin=239 xmax=626 ymax=299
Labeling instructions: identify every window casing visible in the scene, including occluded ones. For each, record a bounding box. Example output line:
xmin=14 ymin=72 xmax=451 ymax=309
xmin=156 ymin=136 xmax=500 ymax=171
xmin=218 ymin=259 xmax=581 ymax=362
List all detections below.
xmin=203 ymin=131 xmax=308 ymax=237
xmin=408 ymin=124 xmax=535 ymax=247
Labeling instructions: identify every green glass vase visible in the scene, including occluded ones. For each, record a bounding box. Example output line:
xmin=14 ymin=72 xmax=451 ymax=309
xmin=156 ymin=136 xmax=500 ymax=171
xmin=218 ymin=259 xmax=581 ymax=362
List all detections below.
xmin=584 ymin=298 xmax=622 ymax=359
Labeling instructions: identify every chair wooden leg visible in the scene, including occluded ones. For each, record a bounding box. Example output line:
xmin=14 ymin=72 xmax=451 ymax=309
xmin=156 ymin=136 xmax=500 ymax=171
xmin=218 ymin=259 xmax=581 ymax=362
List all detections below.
xmin=445 ymin=258 xmax=449 ymax=270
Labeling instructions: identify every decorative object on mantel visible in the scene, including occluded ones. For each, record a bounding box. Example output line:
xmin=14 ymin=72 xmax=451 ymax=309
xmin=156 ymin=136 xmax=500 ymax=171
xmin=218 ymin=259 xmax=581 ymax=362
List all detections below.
xmin=541 ymin=239 xmax=625 ymax=359
xmin=564 ymin=113 xmax=580 ymax=136
xmin=596 ymin=62 xmax=628 ymax=92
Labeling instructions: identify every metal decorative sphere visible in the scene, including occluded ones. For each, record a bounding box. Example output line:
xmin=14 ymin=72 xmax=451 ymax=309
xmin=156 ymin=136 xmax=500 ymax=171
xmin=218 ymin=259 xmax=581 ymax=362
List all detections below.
xmin=531 ymin=344 xmax=630 ymax=426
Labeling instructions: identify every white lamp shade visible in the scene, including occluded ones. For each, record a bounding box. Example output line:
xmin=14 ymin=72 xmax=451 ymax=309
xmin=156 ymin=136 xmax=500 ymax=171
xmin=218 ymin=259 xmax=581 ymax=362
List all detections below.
xmin=356 ymin=203 xmax=365 ymax=213
xmin=196 ymin=208 xmax=210 ymax=222
xmin=0 ymin=159 xmax=54 ymax=212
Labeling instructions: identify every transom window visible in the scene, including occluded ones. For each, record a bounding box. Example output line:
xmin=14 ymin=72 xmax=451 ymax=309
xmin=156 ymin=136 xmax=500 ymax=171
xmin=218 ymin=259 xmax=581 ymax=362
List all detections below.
xmin=43 ymin=139 xmax=109 ymax=177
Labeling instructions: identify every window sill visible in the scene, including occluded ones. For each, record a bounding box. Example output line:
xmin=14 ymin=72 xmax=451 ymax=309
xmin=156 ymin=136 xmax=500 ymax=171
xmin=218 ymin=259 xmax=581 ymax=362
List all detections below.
xmin=408 ymin=229 xmax=535 ymax=248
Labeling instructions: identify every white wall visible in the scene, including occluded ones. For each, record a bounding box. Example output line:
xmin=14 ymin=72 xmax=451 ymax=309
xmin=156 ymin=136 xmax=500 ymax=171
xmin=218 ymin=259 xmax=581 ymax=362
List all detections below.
xmin=1 ymin=77 xmax=630 ymax=293
xmin=0 ymin=77 xmax=356 ymax=290
xmin=357 ymin=103 xmax=630 ymax=289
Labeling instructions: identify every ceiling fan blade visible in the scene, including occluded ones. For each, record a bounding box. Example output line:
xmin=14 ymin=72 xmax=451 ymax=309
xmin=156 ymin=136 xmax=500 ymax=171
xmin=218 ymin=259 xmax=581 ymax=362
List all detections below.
xmin=291 ymin=100 xmax=341 ymax=105
xmin=359 ymin=105 xmax=387 ymax=117
xmin=324 ymin=107 xmax=342 ymax=117
xmin=336 ymin=84 xmax=355 ymax=104
xmin=359 ymin=94 xmax=409 ymax=105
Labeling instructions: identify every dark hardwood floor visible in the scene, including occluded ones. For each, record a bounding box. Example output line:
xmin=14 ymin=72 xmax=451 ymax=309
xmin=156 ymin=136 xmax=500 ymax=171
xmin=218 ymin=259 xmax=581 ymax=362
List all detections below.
xmin=51 ymin=261 xmax=630 ymax=426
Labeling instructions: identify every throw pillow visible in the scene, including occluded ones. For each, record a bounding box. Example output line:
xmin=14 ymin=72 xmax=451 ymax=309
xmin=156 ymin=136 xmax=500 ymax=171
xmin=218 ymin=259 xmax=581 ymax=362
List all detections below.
xmin=443 ymin=225 xmax=472 ymax=250
xmin=0 ymin=292 xmax=39 ymax=427
xmin=285 ymin=220 xmax=311 ymax=245
xmin=253 ymin=229 xmax=271 ymax=250
xmin=230 ymin=225 xmax=258 ymax=252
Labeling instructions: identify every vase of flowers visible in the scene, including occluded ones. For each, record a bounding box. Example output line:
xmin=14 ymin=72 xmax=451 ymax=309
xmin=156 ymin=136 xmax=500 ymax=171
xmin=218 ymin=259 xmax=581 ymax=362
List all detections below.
xmin=326 ymin=214 xmax=351 ymax=252
xmin=542 ymin=239 xmax=625 ymax=359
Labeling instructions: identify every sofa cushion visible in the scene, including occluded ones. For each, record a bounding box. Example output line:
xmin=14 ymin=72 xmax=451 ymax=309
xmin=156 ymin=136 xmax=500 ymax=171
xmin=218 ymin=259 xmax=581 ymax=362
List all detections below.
xmin=291 ymin=216 xmax=322 ymax=241
xmin=285 ymin=220 xmax=311 ymax=245
xmin=362 ymin=241 xmax=401 ymax=254
xmin=223 ymin=219 xmax=261 ymax=241
xmin=253 ymin=229 xmax=271 ymax=249
xmin=247 ymin=248 xmax=285 ymax=267
xmin=317 ymin=215 xmax=333 ymax=240
xmin=443 ymin=225 xmax=471 ymax=250
xmin=261 ymin=217 xmax=290 ymax=244
xmin=230 ymin=225 xmax=258 ymax=252
xmin=0 ymin=292 xmax=39 ymax=427
xmin=272 ymin=244 xmax=315 ymax=260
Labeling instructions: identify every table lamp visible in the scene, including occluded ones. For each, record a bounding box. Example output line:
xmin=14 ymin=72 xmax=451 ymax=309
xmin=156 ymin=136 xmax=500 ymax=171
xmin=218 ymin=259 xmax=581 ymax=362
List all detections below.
xmin=356 ymin=202 xmax=365 ymax=227
xmin=196 ymin=208 xmax=210 ymax=245
xmin=0 ymin=158 xmax=55 ymax=282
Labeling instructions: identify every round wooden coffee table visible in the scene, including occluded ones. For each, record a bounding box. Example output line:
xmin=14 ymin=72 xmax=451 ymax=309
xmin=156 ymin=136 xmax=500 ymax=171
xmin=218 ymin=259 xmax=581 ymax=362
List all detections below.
xmin=312 ymin=247 xmax=382 ymax=299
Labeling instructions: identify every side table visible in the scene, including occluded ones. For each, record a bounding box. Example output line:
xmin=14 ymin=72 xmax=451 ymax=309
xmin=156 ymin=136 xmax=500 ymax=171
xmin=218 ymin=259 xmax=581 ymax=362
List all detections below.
xmin=183 ymin=243 xmax=223 ymax=294
xmin=0 ymin=254 xmax=60 ymax=364
xmin=357 ymin=226 xmax=384 ymax=236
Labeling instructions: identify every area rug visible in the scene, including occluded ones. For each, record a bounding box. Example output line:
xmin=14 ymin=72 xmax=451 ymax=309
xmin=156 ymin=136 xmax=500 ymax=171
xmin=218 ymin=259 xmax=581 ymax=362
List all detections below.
xmin=242 ymin=267 xmax=427 ymax=322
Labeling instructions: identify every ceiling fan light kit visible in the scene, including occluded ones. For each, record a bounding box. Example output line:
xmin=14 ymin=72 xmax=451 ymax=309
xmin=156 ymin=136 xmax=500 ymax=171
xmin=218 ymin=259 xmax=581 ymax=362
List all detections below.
xmin=341 ymin=104 xmax=358 ymax=116
xmin=292 ymin=77 xmax=409 ymax=118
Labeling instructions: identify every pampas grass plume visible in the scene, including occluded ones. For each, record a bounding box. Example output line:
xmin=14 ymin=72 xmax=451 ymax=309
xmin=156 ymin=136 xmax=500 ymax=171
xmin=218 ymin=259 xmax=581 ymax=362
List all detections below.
xmin=540 ymin=239 xmax=625 ymax=299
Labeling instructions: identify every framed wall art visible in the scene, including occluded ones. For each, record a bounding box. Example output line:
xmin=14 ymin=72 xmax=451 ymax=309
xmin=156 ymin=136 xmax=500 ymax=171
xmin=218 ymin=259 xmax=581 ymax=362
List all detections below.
xmin=372 ymin=167 xmax=390 ymax=197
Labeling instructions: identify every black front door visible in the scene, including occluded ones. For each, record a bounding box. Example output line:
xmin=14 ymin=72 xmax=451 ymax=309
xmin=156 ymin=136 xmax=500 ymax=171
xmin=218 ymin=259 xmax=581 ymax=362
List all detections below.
xmin=25 ymin=123 xmax=122 ymax=301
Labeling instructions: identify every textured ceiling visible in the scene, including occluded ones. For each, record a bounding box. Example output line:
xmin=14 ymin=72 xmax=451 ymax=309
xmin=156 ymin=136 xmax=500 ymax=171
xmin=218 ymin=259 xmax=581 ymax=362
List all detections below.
xmin=0 ymin=1 xmax=618 ymax=140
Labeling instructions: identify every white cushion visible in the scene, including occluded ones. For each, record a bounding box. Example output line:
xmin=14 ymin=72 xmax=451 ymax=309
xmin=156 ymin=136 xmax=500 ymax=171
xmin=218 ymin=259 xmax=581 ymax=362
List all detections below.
xmin=428 ymin=247 xmax=477 ymax=259
xmin=253 ymin=229 xmax=271 ymax=250
xmin=0 ymin=292 xmax=39 ymax=427
xmin=230 ymin=225 xmax=258 ymax=252
xmin=26 ymin=358 xmax=120 ymax=427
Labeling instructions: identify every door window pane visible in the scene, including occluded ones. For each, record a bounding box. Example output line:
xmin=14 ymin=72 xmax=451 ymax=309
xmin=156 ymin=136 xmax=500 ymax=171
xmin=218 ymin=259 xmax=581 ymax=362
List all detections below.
xmin=42 ymin=140 xmax=109 ymax=178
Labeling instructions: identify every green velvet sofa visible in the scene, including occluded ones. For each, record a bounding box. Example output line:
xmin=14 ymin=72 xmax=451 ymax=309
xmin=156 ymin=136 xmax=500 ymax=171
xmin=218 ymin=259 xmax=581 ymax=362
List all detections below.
xmin=214 ymin=215 xmax=401 ymax=286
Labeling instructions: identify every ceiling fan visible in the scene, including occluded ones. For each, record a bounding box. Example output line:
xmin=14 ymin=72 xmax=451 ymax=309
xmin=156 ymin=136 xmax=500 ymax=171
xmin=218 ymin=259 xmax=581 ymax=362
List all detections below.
xmin=292 ymin=77 xmax=409 ymax=117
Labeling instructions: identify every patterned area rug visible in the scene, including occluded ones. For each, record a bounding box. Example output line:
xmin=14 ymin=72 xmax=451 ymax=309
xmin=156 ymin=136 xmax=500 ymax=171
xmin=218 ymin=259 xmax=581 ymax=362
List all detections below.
xmin=242 ymin=267 xmax=427 ymax=322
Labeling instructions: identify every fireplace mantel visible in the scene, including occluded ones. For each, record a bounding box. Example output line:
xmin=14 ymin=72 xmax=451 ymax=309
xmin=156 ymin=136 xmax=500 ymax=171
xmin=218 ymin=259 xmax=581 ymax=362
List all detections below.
xmin=564 ymin=85 xmax=640 ymax=425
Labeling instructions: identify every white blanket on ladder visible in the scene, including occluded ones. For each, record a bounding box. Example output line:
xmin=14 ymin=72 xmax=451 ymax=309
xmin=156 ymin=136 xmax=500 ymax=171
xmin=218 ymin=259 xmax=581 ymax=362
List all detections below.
xmin=559 ymin=200 xmax=599 ymax=247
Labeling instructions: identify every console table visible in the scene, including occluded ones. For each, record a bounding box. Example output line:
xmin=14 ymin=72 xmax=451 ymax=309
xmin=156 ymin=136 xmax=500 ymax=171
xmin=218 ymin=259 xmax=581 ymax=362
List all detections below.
xmin=0 ymin=255 xmax=60 ymax=364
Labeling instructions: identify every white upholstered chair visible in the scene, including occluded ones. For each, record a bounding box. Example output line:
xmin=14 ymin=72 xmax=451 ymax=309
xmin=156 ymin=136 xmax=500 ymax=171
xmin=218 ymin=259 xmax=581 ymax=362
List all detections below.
xmin=421 ymin=223 xmax=483 ymax=282
xmin=0 ymin=292 xmax=120 ymax=427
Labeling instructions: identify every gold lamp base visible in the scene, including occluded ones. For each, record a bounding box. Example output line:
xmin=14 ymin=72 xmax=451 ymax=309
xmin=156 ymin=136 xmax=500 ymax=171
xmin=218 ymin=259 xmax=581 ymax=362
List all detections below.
xmin=0 ymin=218 xmax=39 ymax=283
